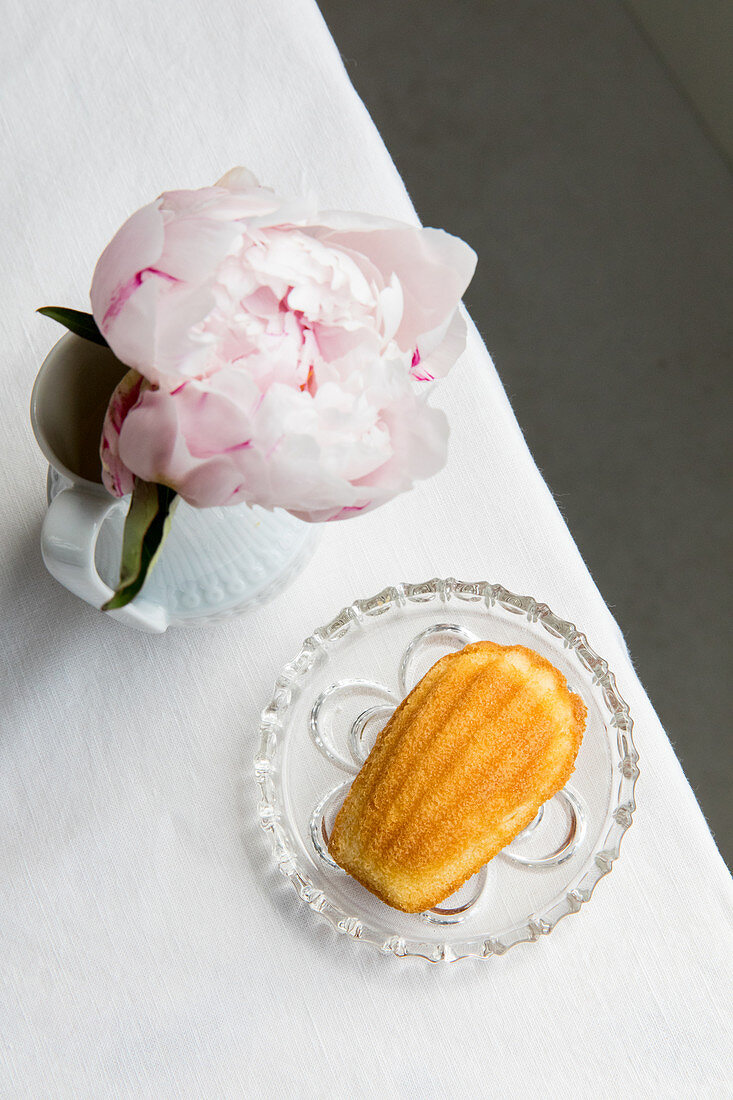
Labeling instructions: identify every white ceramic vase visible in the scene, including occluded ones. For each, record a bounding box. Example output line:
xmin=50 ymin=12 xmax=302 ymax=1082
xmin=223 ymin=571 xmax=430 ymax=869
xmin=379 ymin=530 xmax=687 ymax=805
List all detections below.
xmin=31 ymin=334 xmax=321 ymax=633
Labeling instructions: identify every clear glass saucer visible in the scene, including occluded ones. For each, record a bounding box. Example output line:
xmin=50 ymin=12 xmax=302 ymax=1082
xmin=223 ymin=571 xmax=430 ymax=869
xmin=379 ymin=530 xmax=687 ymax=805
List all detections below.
xmin=254 ymin=579 xmax=638 ymax=962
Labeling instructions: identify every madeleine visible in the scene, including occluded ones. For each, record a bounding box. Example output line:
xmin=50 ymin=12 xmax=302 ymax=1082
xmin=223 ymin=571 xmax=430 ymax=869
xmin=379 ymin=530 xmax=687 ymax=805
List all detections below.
xmin=329 ymin=641 xmax=586 ymax=912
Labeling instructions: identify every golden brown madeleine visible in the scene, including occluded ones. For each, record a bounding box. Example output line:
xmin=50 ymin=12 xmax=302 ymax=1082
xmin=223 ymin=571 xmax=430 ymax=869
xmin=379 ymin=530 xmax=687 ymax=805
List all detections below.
xmin=328 ymin=641 xmax=586 ymax=912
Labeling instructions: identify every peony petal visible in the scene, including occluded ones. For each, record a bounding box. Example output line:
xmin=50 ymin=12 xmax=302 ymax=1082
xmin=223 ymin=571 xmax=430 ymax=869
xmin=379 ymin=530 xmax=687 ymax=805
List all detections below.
xmin=315 ymin=224 xmax=476 ymax=352
xmin=414 ymin=308 xmax=468 ymax=380
xmin=160 ymin=185 xmax=280 ymax=222
xmin=156 ymin=215 xmax=243 ymax=283
xmin=174 ymin=454 xmax=254 ymax=508
xmin=90 ymin=200 xmax=165 ymax=329
xmin=99 ymin=369 xmax=146 ymax=497
xmin=117 ymin=388 xmax=187 ymax=489
xmin=174 ymin=380 xmax=255 ymax=459
xmin=215 ymin=166 xmax=260 ymax=191
xmin=350 ymin=399 xmax=449 ymax=496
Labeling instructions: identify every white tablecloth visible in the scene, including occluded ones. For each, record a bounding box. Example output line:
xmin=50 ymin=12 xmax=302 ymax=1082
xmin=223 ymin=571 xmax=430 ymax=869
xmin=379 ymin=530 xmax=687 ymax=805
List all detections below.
xmin=2 ymin=1 xmax=731 ymax=1095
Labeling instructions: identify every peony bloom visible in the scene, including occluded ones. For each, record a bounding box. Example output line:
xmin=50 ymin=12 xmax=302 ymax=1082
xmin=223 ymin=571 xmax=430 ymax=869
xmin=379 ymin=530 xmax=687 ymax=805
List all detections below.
xmin=93 ymin=168 xmax=476 ymax=522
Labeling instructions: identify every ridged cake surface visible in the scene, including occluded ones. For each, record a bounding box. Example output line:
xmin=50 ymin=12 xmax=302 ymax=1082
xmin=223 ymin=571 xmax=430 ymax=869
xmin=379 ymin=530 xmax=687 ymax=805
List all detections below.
xmin=328 ymin=641 xmax=586 ymax=912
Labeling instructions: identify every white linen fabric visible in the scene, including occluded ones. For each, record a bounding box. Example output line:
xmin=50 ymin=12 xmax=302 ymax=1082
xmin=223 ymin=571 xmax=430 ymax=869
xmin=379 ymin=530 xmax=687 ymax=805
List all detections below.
xmin=1 ymin=1 xmax=731 ymax=1096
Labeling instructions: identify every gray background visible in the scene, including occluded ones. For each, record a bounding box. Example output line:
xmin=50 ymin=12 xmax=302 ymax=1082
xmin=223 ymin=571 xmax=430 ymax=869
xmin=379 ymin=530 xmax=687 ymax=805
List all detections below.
xmin=318 ymin=0 xmax=732 ymax=865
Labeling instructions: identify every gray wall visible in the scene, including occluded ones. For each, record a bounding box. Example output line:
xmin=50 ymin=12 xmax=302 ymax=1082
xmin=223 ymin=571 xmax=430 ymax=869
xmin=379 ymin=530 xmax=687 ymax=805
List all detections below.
xmin=625 ymin=0 xmax=733 ymax=164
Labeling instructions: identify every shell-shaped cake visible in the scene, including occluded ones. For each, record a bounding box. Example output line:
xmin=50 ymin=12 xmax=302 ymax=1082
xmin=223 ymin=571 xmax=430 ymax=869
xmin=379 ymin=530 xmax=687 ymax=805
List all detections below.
xmin=328 ymin=641 xmax=586 ymax=912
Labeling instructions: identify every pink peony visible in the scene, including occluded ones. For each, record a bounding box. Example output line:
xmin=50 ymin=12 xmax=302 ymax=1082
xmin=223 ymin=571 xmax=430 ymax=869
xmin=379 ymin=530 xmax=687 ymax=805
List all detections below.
xmin=93 ymin=168 xmax=476 ymax=522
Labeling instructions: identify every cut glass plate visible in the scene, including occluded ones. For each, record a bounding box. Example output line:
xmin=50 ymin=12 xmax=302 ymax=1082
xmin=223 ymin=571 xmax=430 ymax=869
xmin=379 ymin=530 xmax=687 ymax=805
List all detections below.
xmin=254 ymin=579 xmax=638 ymax=962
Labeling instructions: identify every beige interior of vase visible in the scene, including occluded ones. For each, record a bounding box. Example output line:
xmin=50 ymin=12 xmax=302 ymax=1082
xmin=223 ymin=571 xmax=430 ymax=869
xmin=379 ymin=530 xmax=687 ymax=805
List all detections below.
xmin=33 ymin=336 xmax=128 ymax=484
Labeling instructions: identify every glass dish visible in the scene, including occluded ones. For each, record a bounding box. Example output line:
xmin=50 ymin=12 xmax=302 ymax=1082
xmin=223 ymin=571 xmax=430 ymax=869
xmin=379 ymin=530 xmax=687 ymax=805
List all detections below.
xmin=254 ymin=579 xmax=638 ymax=961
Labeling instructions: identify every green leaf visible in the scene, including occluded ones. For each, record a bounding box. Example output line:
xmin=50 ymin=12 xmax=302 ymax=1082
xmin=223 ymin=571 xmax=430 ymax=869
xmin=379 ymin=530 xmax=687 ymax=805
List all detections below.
xmin=102 ymin=481 xmax=178 ymax=610
xmin=37 ymin=306 xmax=108 ymax=347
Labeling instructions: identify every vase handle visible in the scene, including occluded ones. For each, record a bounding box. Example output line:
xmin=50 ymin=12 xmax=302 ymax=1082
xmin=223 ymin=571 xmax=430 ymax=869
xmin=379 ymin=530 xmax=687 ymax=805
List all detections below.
xmin=41 ymin=485 xmax=168 ymax=633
